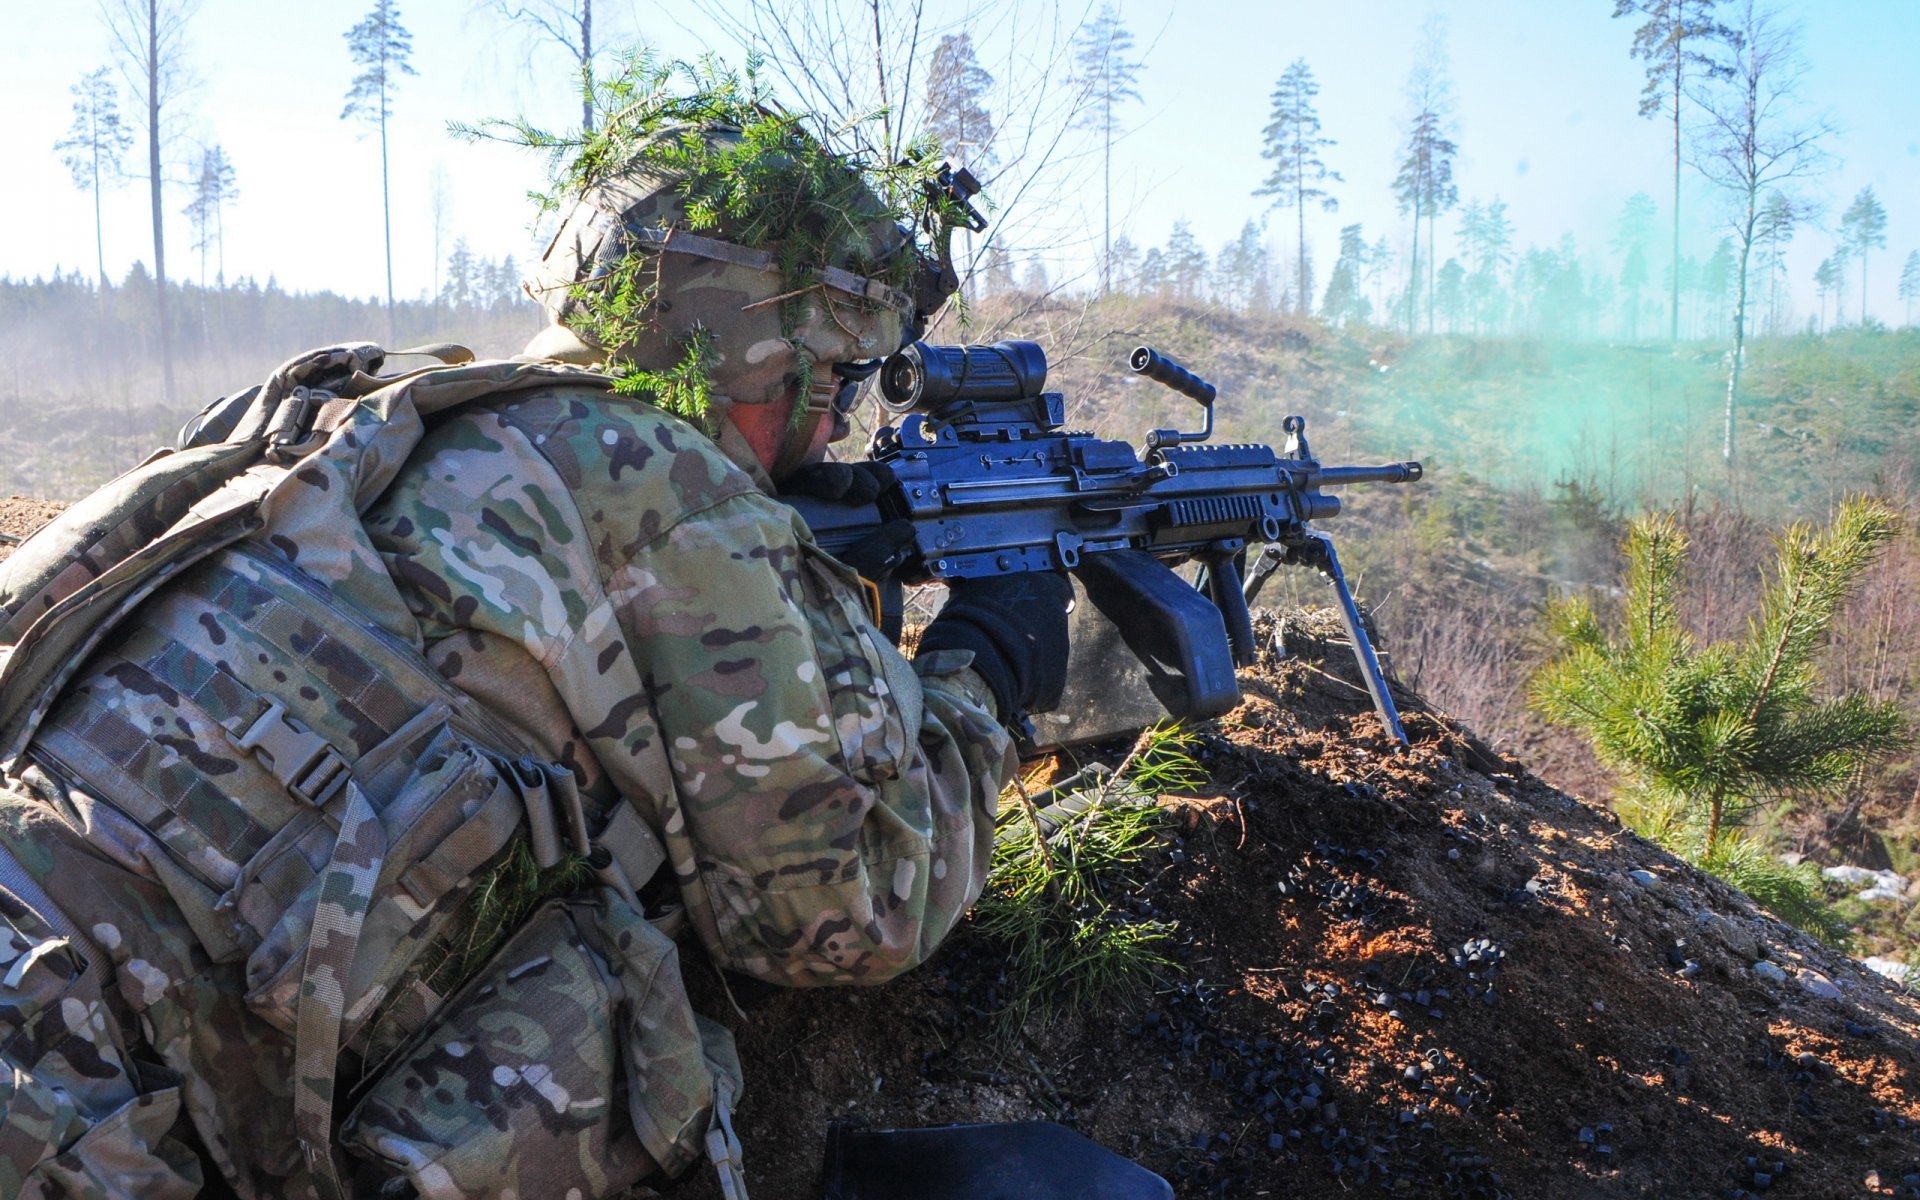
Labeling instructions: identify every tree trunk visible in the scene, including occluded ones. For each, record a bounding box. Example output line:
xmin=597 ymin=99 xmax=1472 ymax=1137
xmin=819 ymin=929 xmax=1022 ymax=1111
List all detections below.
xmin=1861 ymin=252 xmax=1869 ymax=327
xmin=1296 ymin=161 xmax=1307 ymax=316
xmin=92 ymin=139 xmax=108 ymax=323
xmin=580 ymin=0 xmax=594 ymax=133
xmin=1669 ymin=37 xmax=1682 ymax=344
xmin=1406 ymin=220 xmax=1420 ymax=335
xmin=1427 ymin=210 xmax=1437 ymax=335
xmin=1723 ymin=196 xmax=1757 ymax=475
xmin=1102 ymin=98 xmax=1112 ymax=297
xmin=380 ymin=67 xmax=395 ymax=341
xmin=146 ymin=0 xmax=175 ymax=405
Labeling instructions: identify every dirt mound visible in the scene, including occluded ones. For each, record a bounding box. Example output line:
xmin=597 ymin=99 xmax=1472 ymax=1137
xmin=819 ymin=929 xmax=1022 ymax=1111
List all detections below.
xmin=671 ymin=620 xmax=1920 ymax=1200
xmin=0 ymin=496 xmax=61 ymax=563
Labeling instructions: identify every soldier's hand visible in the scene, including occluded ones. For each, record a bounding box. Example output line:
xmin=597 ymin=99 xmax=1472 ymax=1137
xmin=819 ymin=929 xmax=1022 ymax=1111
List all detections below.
xmin=784 ymin=461 xmax=896 ymax=506
xmin=917 ymin=572 xmax=1073 ymax=722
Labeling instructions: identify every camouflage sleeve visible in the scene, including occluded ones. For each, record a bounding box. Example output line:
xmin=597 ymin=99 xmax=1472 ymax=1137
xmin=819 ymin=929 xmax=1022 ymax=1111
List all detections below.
xmin=615 ymin=491 xmax=1016 ymax=985
xmin=366 ymin=394 xmax=1015 ymax=987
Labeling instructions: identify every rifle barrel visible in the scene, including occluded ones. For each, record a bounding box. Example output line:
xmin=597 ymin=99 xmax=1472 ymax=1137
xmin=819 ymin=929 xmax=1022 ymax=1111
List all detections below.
xmin=1314 ymin=462 xmax=1424 ymax=487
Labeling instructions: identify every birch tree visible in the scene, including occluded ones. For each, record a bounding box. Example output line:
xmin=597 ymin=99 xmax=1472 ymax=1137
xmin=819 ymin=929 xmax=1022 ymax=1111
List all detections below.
xmin=487 ymin=0 xmax=599 ymax=132
xmin=1688 ymin=0 xmax=1830 ymax=472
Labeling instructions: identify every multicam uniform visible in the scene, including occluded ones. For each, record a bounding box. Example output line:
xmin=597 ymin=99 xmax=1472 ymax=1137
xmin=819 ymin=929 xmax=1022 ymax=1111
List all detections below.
xmin=0 ymin=368 xmax=1012 ymax=1198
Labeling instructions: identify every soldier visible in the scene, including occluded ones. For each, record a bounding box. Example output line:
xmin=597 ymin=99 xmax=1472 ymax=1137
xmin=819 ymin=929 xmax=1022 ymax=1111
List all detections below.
xmin=0 ymin=103 xmax=1070 ymax=1198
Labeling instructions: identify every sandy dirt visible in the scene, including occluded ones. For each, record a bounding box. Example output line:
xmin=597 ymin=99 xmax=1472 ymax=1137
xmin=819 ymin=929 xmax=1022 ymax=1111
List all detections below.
xmin=0 ymin=497 xmax=62 ymax=564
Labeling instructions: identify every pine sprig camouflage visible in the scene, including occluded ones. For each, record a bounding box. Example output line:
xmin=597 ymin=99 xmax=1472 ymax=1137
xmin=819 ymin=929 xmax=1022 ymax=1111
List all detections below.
xmin=1532 ymin=498 xmax=1909 ymax=881
xmin=456 ymin=51 xmax=970 ymax=421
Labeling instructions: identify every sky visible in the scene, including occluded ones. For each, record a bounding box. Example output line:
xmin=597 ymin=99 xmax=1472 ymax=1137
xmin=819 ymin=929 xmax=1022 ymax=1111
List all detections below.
xmin=3 ymin=0 xmax=1916 ymax=324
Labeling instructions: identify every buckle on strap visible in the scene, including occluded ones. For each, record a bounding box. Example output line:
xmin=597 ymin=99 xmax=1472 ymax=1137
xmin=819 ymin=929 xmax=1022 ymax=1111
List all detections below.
xmin=234 ymin=697 xmax=351 ymax=807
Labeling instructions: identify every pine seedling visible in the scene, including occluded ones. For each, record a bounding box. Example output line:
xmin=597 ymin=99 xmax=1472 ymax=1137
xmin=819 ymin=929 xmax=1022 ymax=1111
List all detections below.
xmin=1532 ymin=498 xmax=1909 ymax=938
xmin=972 ymin=723 xmax=1196 ymax=1037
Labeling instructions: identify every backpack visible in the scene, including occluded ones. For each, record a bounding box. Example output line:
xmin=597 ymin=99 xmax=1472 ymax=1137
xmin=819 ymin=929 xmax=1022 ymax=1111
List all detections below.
xmin=0 ymin=343 xmax=746 ymax=1200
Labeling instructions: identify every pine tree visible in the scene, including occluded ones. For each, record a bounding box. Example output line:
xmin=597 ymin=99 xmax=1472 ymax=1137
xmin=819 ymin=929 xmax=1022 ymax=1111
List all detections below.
xmin=1532 ymin=499 xmax=1907 ymax=917
xmin=343 ymin=0 xmax=418 ymax=337
xmin=1899 ymin=249 xmax=1920 ymax=328
xmin=53 ymin=66 xmax=134 ymax=301
xmin=1255 ymin=59 xmax=1339 ymax=316
xmin=1215 ymin=220 xmax=1268 ymax=310
xmin=1839 ymin=187 xmax=1888 ymax=326
xmin=1321 ymin=223 xmax=1368 ymax=326
xmin=181 ymin=145 xmax=238 ymax=287
xmin=1435 ymin=258 xmax=1466 ymax=333
xmin=1071 ymin=5 xmax=1143 ymax=295
xmin=443 ymin=237 xmax=476 ymax=311
xmin=1106 ymin=235 xmax=1140 ymax=295
xmin=1394 ymin=19 xmax=1457 ymax=334
xmin=1813 ymin=255 xmax=1839 ymax=333
xmin=1753 ymin=190 xmax=1798 ymax=335
xmin=1703 ymin=236 xmax=1735 ymax=339
xmin=1163 ymin=219 xmax=1208 ymax=300
xmin=1366 ymin=235 xmax=1395 ymax=324
xmin=1458 ymin=197 xmax=1513 ymax=334
xmin=925 ymin=32 xmax=995 ymax=170
xmin=101 ymin=0 xmax=195 ymax=404
xmin=1613 ymin=0 xmax=1731 ymax=342
xmin=1611 ymin=193 xmax=1657 ymax=339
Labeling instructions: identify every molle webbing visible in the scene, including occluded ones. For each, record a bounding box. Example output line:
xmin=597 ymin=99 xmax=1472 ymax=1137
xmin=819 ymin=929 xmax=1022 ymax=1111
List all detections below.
xmin=36 ymin=546 xmax=513 ymax=899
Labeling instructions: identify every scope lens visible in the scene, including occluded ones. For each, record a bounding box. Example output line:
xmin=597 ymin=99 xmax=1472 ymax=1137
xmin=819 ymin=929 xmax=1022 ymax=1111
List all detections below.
xmin=880 ymin=353 xmax=925 ymax=410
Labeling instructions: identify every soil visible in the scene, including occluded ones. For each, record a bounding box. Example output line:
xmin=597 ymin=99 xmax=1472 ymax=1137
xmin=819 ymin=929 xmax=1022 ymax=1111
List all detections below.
xmin=5 ymin=497 xmax=1918 ymax=1198
xmin=670 ymin=613 xmax=1920 ymax=1200
xmin=0 ymin=496 xmax=62 ymax=563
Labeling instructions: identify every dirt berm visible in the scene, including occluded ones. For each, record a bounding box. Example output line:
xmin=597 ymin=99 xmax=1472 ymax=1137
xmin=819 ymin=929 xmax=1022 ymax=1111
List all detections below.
xmin=4 ymin=500 xmax=1917 ymax=1199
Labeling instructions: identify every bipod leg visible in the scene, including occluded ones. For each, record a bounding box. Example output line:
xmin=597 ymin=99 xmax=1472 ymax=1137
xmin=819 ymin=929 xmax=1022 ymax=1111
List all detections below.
xmin=1299 ymin=533 xmax=1407 ymax=748
xmin=1242 ymin=544 xmax=1286 ymax=605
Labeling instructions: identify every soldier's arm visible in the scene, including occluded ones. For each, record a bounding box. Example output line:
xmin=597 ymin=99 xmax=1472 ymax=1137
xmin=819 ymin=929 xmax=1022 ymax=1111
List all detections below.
xmin=367 ymin=402 xmax=1014 ymax=987
xmin=610 ymin=489 xmax=1015 ymax=986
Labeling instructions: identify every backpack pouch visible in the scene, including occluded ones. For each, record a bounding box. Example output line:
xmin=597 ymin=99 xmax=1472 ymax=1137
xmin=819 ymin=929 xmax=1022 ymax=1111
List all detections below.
xmin=341 ymin=894 xmax=735 ymax=1198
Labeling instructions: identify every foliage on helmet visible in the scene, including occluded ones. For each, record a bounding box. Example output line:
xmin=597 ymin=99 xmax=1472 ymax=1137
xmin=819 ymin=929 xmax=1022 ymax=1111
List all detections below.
xmin=461 ymin=53 xmax=974 ymax=426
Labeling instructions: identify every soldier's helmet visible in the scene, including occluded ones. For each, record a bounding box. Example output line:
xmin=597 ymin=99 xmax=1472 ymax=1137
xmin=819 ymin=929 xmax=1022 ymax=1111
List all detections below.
xmin=525 ymin=123 xmax=921 ymax=412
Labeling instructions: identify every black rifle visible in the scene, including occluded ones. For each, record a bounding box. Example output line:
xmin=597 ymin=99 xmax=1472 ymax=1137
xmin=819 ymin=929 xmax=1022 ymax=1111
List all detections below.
xmin=784 ymin=340 xmax=1423 ymax=744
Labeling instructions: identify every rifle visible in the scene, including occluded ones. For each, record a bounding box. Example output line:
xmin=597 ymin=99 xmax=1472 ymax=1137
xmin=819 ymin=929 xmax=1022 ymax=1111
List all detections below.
xmin=784 ymin=340 xmax=1423 ymax=746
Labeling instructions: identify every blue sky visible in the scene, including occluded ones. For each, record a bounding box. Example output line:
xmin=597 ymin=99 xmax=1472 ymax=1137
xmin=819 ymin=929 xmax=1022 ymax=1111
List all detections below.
xmin=3 ymin=1 xmax=1914 ymax=323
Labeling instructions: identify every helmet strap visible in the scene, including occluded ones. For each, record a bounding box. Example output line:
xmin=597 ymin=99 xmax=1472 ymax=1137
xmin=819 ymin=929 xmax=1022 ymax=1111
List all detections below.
xmin=769 ymin=374 xmax=839 ymax=482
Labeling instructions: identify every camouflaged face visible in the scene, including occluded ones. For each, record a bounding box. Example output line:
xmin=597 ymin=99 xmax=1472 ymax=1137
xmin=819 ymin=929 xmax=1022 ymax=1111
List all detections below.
xmin=527 ymin=126 xmax=911 ymax=407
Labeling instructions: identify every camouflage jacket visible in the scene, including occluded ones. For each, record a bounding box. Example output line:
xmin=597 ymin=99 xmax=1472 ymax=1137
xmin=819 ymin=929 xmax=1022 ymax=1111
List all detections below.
xmin=0 ymin=353 xmax=1013 ymax=1199
xmin=362 ymin=383 xmax=1016 ymax=985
